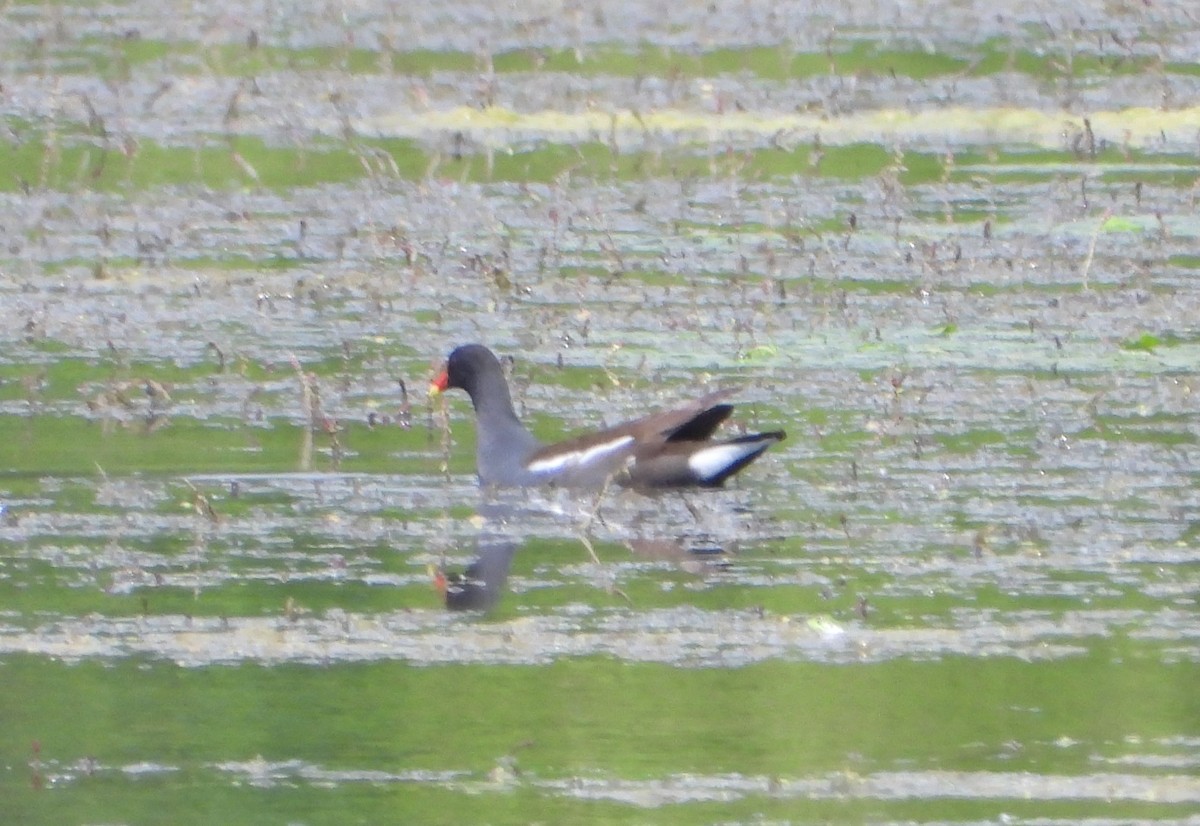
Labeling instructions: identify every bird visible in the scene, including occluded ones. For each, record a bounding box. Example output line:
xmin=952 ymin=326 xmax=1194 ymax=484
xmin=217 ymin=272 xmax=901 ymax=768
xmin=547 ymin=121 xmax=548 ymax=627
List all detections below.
xmin=428 ymin=344 xmax=784 ymax=489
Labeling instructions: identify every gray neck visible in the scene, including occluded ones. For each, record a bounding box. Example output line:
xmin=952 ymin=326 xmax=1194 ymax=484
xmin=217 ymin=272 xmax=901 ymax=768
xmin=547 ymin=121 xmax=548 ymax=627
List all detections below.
xmin=470 ymin=372 xmax=542 ymax=486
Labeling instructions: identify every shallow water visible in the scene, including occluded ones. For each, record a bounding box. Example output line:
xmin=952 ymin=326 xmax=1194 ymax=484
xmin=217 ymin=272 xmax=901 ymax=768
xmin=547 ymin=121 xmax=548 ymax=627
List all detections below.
xmin=2 ymin=1 xmax=1199 ymax=824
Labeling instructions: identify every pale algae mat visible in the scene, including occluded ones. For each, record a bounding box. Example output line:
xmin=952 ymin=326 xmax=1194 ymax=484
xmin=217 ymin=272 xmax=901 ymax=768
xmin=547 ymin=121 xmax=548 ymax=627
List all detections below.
xmin=1 ymin=1 xmax=1199 ymax=824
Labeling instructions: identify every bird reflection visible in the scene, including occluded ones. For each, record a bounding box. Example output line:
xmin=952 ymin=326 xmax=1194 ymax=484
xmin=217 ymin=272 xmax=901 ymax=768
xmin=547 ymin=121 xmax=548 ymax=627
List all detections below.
xmin=431 ymin=487 xmax=747 ymax=612
xmin=432 ymin=540 xmax=515 ymax=611
xmin=431 ymin=495 xmax=520 ymax=612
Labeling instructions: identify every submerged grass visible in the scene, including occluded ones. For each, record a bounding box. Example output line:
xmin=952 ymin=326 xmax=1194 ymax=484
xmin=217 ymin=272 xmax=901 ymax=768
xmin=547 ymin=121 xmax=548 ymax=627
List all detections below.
xmin=1 ymin=651 xmax=1195 ymax=778
xmin=4 ymin=122 xmax=1197 ymax=196
xmin=24 ymin=35 xmax=1193 ymax=84
xmin=1 ymin=414 xmax=441 ymax=476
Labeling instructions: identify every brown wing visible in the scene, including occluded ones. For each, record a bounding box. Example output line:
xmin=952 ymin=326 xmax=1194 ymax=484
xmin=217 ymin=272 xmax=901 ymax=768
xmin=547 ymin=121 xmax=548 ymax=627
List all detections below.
xmin=664 ymin=403 xmax=733 ymax=442
xmin=535 ymin=389 xmax=736 ymax=455
xmin=523 ymin=390 xmax=736 ymax=484
xmin=612 ymin=389 xmax=737 ymax=442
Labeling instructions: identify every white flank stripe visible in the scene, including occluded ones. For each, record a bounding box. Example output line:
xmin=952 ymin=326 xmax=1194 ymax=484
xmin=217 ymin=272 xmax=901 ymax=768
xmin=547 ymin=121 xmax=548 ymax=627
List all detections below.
xmin=687 ymin=443 xmax=757 ymax=481
xmin=526 ymin=435 xmax=636 ymax=476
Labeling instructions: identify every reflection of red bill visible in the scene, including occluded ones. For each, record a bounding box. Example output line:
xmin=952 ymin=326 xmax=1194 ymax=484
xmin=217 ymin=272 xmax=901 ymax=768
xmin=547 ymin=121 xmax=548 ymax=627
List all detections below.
xmin=427 ymin=563 xmax=447 ymax=596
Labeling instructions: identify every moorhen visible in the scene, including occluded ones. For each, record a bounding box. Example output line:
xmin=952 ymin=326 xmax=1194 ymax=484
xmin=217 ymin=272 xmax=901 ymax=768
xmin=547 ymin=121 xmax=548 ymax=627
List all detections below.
xmin=429 ymin=344 xmax=784 ymax=489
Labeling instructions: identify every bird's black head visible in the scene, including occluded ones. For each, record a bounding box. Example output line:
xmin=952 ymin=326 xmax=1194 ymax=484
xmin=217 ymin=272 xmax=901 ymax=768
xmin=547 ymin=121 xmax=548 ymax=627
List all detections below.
xmin=431 ymin=344 xmax=503 ymax=397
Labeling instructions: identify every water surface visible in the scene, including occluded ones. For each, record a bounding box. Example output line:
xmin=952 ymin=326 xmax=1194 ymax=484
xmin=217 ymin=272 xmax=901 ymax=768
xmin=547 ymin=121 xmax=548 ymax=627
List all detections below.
xmin=1 ymin=1 xmax=1199 ymax=823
